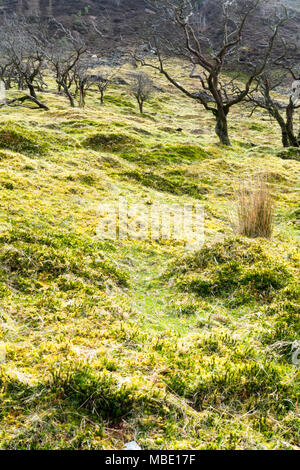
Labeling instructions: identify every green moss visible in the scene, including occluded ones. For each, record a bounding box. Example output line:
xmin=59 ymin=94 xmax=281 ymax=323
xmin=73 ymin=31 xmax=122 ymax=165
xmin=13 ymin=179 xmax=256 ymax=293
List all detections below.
xmin=0 ymin=228 xmax=129 ymax=291
xmin=0 ymin=123 xmax=49 ymax=155
xmin=123 ymin=170 xmax=207 ymax=198
xmin=59 ymin=119 xmax=103 ymax=128
xmin=278 ymin=147 xmax=300 ymax=162
xmin=82 ymin=132 xmax=141 ymax=152
xmin=262 ymin=283 xmax=300 ymax=344
xmin=248 ymin=122 xmax=266 ymax=132
xmin=193 ymin=361 xmax=296 ymax=414
xmin=104 ymin=95 xmax=135 ymax=109
xmin=122 ymin=144 xmax=212 ymax=166
xmin=172 ymin=238 xmax=296 ymax=305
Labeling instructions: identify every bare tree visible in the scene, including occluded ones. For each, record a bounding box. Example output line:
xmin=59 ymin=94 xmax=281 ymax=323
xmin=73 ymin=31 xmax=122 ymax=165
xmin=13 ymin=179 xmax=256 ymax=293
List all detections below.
xmin=130 ymin=72 xmax=154 ymax=113
xmin=73 ymin=58 xmax=94 ymax=107
xmin=96 ymin=73 xmax=111 ymax=105
xmin=134 ymin=0 xmax=286 ymax=145
xmin=90 ymin=67 xmax=117 ymax=105
xmin=0 ymin=15 xmax=49 ymax=108
xmin=0 ymin=60 xmax=13 ymax=89
xmin=46 ymin=21 xmax=87 ymax=107
xmin=248 ymin=46 xmax=300 ymax=147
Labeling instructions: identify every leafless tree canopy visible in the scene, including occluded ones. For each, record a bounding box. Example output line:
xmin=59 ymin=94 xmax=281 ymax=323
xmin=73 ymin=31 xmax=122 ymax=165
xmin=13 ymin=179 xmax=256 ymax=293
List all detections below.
xmin=133 ymin=0 xmax=288 ymax=145
xmin=0 ymin=14 xmax=112 ymax=109
xmin=130 ymin=72 xmax=154 ymax=113
xmin=248 ymin=40 xmax=300 ymax=147
xmin=0 ymin=15 xmax=50 ymax=108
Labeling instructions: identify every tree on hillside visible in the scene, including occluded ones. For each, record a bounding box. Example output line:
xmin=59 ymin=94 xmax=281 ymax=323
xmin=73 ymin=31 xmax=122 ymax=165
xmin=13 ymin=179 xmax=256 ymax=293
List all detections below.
xmin=91 ymin=67 xmax=117 ymax=105
xmin=73 ymin=57 xmax=95 ymax=107
xmin=0 ymin=15 xmax=49 ymax=109
xmin=248 ymin=47 xmax=300 ymax=147
xmin=0 ymin=59 xmax=13 ymax=90
xmin=96 ymin=72 xmax=112 ymax=105
xmin=46 ymin=21 xmax=88 ymax=107
xmin=130 ymin=72 xmax=154 ymax=113
xmin=134 ymin=0 xmax=287 ymax=145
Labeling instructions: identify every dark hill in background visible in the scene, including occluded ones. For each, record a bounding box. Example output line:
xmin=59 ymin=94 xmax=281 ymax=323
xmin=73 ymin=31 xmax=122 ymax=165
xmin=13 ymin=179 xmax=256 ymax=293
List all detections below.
xmin=0 ymin=1 xmax=299 ymax=57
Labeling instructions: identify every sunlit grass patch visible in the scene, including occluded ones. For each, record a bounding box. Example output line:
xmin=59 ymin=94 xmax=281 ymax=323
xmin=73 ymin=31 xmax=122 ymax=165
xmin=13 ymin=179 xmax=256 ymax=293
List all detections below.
xmin=0 ymin=63 xmax=299 ymax=450
xmin=0 ymin=225 xmax=129 ymax=293
xmin=82 ymin=132 xmax=142 ymax=153
xmin=170 ymin=237 xmax=298 ymax=306
xmin=121 ymin=144 xmax=212 ymax=166
xmin=0 ymin=123 xmax=49 ymax=155
xmin=122 ymin=170 xmax=208 ymax=198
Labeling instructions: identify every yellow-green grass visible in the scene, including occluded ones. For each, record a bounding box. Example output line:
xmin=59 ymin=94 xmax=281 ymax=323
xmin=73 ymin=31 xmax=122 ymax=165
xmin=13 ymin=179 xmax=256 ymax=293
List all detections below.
xmin=0 ymin=63 xmax=299 ymax=450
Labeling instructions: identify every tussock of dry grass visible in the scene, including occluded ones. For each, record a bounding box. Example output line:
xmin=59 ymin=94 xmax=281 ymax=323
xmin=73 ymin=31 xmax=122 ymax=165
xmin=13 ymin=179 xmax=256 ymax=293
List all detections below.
xmin=237 ymin=176 xmax=274 ymax=239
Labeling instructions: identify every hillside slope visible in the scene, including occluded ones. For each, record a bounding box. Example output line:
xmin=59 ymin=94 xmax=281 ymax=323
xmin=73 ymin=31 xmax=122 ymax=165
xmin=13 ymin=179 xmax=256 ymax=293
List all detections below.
xmin=1 ymin=1 xmax=299 ymax=52
xmin=0 ymin=64 xmax=299 ymax=449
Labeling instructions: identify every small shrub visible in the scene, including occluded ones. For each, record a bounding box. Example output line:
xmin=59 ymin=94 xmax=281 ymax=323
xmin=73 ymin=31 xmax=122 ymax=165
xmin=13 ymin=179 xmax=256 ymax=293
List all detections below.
xmin=237 ymin=176 xmax=274 ymax=238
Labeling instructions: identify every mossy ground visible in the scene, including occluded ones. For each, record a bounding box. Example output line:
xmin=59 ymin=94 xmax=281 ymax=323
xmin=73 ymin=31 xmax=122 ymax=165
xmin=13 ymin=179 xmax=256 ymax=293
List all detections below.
xmin=0 ymin=64 xmax=299 ymax=449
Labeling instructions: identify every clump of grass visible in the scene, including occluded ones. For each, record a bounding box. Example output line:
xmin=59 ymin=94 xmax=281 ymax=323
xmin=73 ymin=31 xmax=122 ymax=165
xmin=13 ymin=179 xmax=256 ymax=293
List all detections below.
xmin=0 ymin=123 xmax=49 ymax=155
xmin=82 ymin=132 xmax=141 ymax=153
xmin=171 ymin=237 xmax=295 ymax=305
xmin=278 ymin=147 xmax=300 ymax=162
xmin=237 ymin=176 xmax=274 ymax=239
xmin=0 ymin=227 xmax=129 ymax=292
xmin=50 ymin=365 xmax=136 ymax=421
xmin=122 ymin=170 xmax=207 ymax=198
xmin=122 ymin=144 xmax=211 ymax=166
xmin=49 ymin=363 xmax=164 ymax=422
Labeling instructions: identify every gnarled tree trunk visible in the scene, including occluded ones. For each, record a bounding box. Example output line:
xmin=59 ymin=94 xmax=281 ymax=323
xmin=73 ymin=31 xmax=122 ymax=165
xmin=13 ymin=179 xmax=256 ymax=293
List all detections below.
xmin=215 ymin=109 xmax=231 ymax=146
xmin=286 ymin=101 xmax=299 ymax=147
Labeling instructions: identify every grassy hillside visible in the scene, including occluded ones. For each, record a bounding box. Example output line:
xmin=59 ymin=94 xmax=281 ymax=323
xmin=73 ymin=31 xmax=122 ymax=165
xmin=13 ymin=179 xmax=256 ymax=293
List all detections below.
xmin=0 ymin=65 xmax=299 ymax=450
